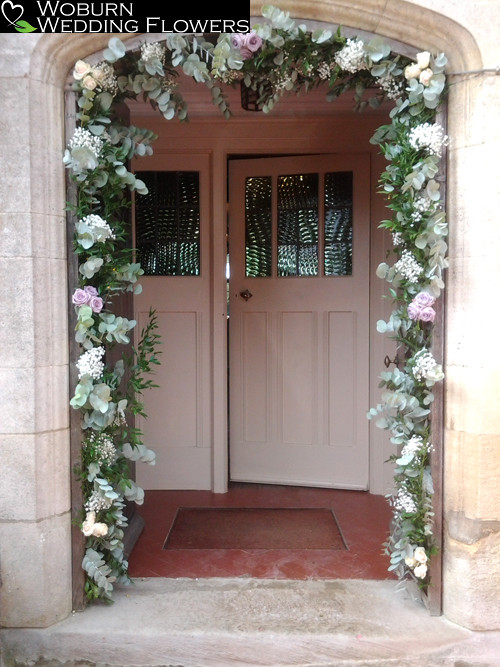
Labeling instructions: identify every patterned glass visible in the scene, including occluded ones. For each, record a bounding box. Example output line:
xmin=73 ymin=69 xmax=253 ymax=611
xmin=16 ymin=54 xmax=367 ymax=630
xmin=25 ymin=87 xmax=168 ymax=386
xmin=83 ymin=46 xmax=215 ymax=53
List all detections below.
xmin=135 ymin=171 xmax=200 ymax=276
xmin=277 ymin=173 xmax=319 ymax=276
xmin=245 ymin=176 xmax=272 ymax=277
xmin=324 ymin=171 xmax=353 ymax=276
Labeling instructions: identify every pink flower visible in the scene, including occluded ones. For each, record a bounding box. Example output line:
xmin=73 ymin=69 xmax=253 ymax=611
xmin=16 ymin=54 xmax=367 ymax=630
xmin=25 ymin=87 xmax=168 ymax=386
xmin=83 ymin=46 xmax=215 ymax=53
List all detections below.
xmin=245 ymin=32 xmax=263 ymax=53
xmin=72 ymin=288 xmax=90 ymax=306
xmin=89 ymin=296 xmax=104 ymax=313
xmin=408 ymin=292 xmax=437 ymax=323
xmin=84 ymin=285 xmax=98 ymax=297
xmin=231 ymin=31 xmax=263 ymax=60
xmin=419 ymin=306 xmax=436 ymax=322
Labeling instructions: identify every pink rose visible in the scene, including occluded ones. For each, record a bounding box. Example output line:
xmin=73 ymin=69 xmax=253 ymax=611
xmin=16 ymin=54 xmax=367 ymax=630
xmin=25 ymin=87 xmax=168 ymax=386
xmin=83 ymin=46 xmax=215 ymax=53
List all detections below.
xmin=84 ymin=285 xmax=98 ymax=297
xmin=72 ymin=288 xmax=90 ymax=306
xmin=245 ymin=32 xmax=263 ymax=53
xmin=89 ymin=296 xmax=104 ymax=313
xmin=407 ymin=302 xmax=421 ymax=320
xmin=231 ymin=34 xmax=245 ymax=49
xmin=419 ymin=306 xmax=436 ymax=322
xmin=414 ymin=293 xmax=435 ymax=307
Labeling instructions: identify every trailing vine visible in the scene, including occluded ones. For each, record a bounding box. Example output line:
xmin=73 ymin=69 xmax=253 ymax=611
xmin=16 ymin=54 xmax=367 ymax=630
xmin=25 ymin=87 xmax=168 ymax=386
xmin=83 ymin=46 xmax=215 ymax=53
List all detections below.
xmin=64 ymin=4 xmax=448 ymax=600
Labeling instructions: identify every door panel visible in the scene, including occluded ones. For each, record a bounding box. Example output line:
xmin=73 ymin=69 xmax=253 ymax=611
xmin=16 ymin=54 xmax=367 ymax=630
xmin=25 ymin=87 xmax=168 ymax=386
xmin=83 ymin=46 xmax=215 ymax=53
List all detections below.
xmin=134 ymin=155 xmax=212 ymax=490
xmin=229 ymin=154 xmax=370 ymax=489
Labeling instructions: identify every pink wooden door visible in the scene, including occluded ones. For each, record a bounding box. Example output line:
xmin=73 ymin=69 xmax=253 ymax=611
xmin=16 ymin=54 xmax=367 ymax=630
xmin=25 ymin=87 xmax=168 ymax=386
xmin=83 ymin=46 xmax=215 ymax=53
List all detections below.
xmin=133 ymin=155 xmax=212 ymax=490
xmin=228 ymin=154 xmax=370 ymax=488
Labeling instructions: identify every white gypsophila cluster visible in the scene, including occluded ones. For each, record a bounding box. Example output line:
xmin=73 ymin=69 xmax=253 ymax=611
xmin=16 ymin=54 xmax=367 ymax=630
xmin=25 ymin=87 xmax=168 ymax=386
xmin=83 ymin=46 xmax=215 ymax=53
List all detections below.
xmin=409 ymin=122 xmax=449 ymax=158
xmin=400 ymin=435 xmax=424 ymax=459
xmin=93 ymin=62 xmax=118 ymax=95
xmin=411 ymin=194 xmax=434 ymax=225
xmin=317 ymin=61 xmax=334 ymax=80
xmin=88 ymin=432 xmax=117 ymax=467
xmin=394 ymin=249 xmax=424 ymax=283
xmin=81 ymin=214 xmax=116 ymax=240
xmin=334 ymin=39 xmax=367 ymax=73
xmin=394 ymin=486 xmax=418 ymax=514
xmin=392 ymin=232 xmax=404 ymax=246
xmin=77 ymin=346 xmax=105 ymax=380
xmin=376 ymin=73 xmax=403 ymax=100
xmin=140 ymin=42 xmax=166 ymax=66
xmin=412 ymin=349 xmax=444 ymax=383
xmin=69 ymin=127 xmax=104 ymax=157
xmin=85 ymin=490 xmax=113 ymax=512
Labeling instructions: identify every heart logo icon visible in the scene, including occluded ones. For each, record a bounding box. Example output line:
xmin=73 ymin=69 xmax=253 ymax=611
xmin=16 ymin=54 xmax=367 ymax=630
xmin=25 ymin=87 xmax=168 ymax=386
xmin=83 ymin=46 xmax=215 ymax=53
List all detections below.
xmin=1 ymin=0 xmax=24 ymax=26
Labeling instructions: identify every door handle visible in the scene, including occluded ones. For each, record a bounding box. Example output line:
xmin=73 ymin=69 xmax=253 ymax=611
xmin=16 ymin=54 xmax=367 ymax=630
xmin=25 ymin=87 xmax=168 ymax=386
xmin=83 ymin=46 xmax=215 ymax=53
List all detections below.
xmin=239 ymin=289 xmax=253 ymax=301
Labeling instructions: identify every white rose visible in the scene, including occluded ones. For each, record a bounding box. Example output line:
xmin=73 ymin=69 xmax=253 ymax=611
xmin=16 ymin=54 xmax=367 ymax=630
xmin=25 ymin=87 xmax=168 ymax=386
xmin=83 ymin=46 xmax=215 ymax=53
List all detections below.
xmin=416 ymin=51 xmax=431 ymax=69
xmin=427 ymin=364 xmax=445 ymax=383
xmin=73 ymin=60 xmax=92 ymax=80
xmin=419 ymin=68 xmax=433 ymax=86
xmin=81 ymin=511 xmax=96 ymax=536
xmin=414 ymin=563 xmax=428 ymax=579
xmin=405 ymin=556 xmax=417 ymax=568
xmin=414 ymin=546 xmax=428 ymax=563
xmin=91 ymin=522 xmax=109 ymax=537
xmin=404 ymin=63 xmax=421 ymax=80
xmin=82 ymin=75 xmax=97 ymax=91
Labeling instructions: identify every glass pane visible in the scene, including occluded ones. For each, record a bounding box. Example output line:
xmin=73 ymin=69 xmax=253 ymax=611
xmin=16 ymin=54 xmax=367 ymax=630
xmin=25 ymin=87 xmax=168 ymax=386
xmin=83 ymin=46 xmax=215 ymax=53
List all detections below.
xmin=324 ymin=171 xmax=353 ymax=276
xmin=135 ymin=171 xmax=200 ymax=276
xmin=245 ymin=176 xmax=272 ymax=277
xmin=278 ymin=173 xmax=318 ymax=276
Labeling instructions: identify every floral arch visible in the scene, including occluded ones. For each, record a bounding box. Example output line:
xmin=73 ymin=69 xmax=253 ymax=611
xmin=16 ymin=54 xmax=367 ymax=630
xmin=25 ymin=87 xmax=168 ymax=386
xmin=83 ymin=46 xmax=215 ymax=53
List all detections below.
xmin=64 ymin=5 xmax=448 ymax=602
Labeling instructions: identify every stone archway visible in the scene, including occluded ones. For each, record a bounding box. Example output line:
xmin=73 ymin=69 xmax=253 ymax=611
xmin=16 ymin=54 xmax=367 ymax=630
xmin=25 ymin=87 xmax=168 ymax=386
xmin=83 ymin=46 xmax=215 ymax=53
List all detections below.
xmin=2 ymin=0 xmax=497 ymax=633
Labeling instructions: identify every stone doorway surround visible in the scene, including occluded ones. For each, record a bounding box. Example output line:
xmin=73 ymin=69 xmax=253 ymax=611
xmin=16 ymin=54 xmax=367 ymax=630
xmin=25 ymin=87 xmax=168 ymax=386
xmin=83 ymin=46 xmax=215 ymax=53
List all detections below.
xmin=0 ymin=0 xmax=499 ymax=635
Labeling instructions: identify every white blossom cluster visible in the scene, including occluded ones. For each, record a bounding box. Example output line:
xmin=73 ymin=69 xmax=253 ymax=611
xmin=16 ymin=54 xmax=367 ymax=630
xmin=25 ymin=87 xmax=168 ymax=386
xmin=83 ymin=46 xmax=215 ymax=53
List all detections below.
xmin=400 ymin=434 xmax=424 ymax=459
xmin=92 ymin=61 xmax=118 ymax=95
xmin=140 ymin=42 xmax=166 ymax=66
xmin=376 ymin=73 xmax=403 ymax=100
xmin=85 ymin=489 xmax=113 ymax=512
xmin=317 ymin=61 xmax=334 ymax=80
xmin=392 ymin=232 xmax=404 ymax=246
xmin=394 ymin=486 xmax=418 ymax=514
xmin=76 ymin=346 xmax=105 ymax=380
xmin=411 ymin=194 xmax=434 ymax=225
xmin=87 ymin=432 xmax=117 ymax=467
xmin=412 ymin=349 xmax=445 ymax=383
xmin=69 ymin=127 xmax=104 ymax=158
xmin=334 ymin=39 xmax=367 ymax=73
xmin=394 ymin=249 xmax=424 ymax=283
xmin=409 ymin=122 xmax=449 ymax=158
xmin=81 ymin=214 xmax=116 ymax=241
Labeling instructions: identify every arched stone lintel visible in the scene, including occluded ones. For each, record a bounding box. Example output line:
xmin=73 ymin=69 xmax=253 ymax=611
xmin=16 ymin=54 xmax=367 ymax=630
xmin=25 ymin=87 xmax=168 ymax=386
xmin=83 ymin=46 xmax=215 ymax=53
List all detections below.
xmin=30 ymin=0 xmax=482 ymax=88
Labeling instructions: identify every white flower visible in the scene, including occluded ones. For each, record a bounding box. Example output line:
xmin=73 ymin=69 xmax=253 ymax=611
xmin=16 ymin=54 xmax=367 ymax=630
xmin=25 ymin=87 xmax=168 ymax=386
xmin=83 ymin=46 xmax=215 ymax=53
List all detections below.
xmin=405 ymin=556 xmax=417 ymax=568
xmin=91 ymin=522 xmax=109 ymax=537
xmin=140 ymin=42 xmax=166 ymax=65
xmin=416 ymin=51 xmax=431 ymax=69
xmin=412 ymin=349 xmax=444 ymax=383
xmin=392 ymin=232 xmax=404 ymax=246
xmin=409 ymin=123 xmax=449 ymax=158
xmin=376 ymin=73 xmax=403 ymax=100
xmin=400 ymin=435 xmax=424 ymax=460
xmin=63 ymin=127 xmax=104 ymax=175
xmin=419 ymin=68 xmax=433 ymax=86
xmin=334 ymin=39 xmax=367 ymax=73
xmin=81 ymin=510 xmax=96 ymax=536
xmin=76 ymin=346 xmax=105 ymax=380
xmin=404 ymin=62 xmax=421 ymax=80
xmin=394 ymin=249 xmax=423 ymax=283
xmin=394 ymin=487 xmax=418 ymax=514
xmin=414 ymin=563 xmax=428 ymax=579
xmin=85 ymin=489 xmax=113 ymax=512
xmin=82 ymin=74 xmax=97 ymax=91
xmin=414 ymin=546 xmax=428 ymax=563
xmin=73 ymin=60 xmax=92 ymax=80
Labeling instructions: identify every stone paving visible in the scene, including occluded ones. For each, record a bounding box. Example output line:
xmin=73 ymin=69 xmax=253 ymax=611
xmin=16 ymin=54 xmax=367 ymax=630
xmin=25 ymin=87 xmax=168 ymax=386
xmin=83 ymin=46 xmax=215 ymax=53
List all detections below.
xmin=2 ymin=578 xmax=500 ymax=666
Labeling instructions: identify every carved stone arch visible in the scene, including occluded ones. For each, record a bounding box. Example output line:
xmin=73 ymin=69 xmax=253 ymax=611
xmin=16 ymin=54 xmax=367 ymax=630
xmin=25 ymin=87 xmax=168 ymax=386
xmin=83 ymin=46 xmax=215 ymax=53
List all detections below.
xmin=12 ymin=0 xmax=484 ymax=629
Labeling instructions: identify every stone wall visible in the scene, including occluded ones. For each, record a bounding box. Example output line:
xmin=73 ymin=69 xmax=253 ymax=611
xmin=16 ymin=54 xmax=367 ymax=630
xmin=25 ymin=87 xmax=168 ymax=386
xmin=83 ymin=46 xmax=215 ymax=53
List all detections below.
xmin=0 ymin=0 xmax=499 ymax=630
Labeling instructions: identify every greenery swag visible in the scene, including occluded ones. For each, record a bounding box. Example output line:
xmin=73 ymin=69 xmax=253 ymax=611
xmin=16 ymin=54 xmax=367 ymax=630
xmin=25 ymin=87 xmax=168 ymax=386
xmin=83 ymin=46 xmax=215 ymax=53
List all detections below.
xmin=64 ymin=4 xmax=448 ymax=601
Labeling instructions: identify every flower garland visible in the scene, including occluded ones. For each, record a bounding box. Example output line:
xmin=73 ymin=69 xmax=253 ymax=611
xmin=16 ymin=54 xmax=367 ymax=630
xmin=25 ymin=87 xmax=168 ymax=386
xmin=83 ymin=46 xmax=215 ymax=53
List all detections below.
xmin=64 ymin=4 xmax=448 ymax=601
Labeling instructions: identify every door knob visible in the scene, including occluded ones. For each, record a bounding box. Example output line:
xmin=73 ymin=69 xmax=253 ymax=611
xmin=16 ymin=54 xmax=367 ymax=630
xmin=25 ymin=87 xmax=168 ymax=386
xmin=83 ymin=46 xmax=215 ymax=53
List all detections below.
xmin=239 ymin=289 xmax=253 ymax=301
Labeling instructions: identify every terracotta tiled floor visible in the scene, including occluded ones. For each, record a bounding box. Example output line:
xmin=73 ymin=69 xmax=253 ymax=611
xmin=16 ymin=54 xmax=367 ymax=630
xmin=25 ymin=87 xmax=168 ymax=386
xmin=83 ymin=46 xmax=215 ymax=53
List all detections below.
xmin=128 ymin=484 xmax=395 ymax=581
